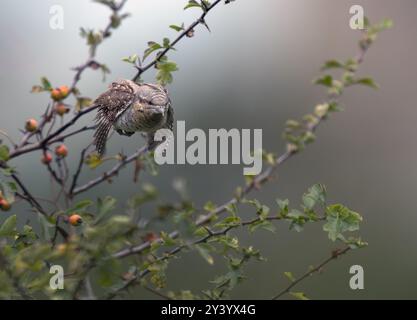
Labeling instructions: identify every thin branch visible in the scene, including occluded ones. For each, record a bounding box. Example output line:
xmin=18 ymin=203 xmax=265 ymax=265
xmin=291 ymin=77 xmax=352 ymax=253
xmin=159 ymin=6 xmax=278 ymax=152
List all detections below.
xmin=69 ymin=145 xmax=90 ymax=196
xmin=143 ymin=285 xmax=173 ymax=300
xmin=106 ymin=214 xmax=288 ymax=299
xmin=272 ymin=247 xmax=351 ymax=300
xmin=10 ymin=173 xmax=68 ymax=240
xmin=42 ymin=148 xmax=63 ymax=185
xmin=71 ymin=145 xmax=148 ymax=196
xmin=132 ymin=0 xmax=223 ymax=82
xmin=10 ymin=173 xmax=48 ymax=216
xmin=71 ymin=0 xmax=128 ymax=90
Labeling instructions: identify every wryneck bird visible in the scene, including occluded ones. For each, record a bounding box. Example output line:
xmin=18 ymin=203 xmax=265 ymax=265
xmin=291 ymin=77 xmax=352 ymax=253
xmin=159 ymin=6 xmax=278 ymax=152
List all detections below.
xmin=93 ymin=79 xmax=173 ymax=155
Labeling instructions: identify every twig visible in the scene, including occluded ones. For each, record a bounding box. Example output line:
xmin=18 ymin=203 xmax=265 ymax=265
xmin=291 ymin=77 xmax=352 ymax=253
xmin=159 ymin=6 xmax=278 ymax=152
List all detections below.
xmin=11 ymin=173 xmax=48 ymax=216
xmin=42 ymin=148 xmax=63 ymax=185
xmin=71 ymin=145 xmax=148 ymax=196
xmin=132 ymin=0 xmax=223 ymax=82
xmin=107 ymin=215 xmax=287 ymax=298
xmin=69 ymin=145 xmax=91 ymax=196
xmin=271 ymin=247 xmax=351 ymax=300
xmin=71 ymin=0 xmax=128 ymax=90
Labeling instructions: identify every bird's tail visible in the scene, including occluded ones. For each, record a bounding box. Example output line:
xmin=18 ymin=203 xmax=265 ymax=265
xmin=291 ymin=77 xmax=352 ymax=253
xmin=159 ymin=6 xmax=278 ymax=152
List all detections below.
xmin=94 ymin=119 xmax=112 ymax=156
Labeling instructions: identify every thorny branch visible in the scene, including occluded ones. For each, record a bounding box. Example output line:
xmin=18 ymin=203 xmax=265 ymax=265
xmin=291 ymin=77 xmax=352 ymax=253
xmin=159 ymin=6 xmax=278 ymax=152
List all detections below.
xmin=271 ymin=247 xmax=351 ymax=300
xmin=132 ymin=0 xmax=223 ymax=82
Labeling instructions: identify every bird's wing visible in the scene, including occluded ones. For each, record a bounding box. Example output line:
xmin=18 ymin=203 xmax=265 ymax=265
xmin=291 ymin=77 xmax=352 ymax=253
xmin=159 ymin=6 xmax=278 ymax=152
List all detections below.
xmin=94 ymin=82 xmax=136 ymax=123
xmin=93 ymin=81 xmax=136 ymax=155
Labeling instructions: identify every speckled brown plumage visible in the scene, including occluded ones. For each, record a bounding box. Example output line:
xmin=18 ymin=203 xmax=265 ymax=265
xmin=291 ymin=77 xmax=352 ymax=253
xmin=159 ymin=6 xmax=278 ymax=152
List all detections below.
xmin=93 ymin=79 xmax=173 ymax=155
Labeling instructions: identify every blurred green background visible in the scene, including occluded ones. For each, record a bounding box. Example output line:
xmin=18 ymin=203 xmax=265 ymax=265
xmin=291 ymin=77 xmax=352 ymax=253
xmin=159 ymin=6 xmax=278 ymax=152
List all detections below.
xmin=0 ymin=0 xmax=416 ymax=299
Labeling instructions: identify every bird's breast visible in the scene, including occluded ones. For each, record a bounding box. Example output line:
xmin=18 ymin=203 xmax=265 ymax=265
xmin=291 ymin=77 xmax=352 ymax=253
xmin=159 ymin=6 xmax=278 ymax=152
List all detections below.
xmin=114 ymin=105 xmax=167 ymax=133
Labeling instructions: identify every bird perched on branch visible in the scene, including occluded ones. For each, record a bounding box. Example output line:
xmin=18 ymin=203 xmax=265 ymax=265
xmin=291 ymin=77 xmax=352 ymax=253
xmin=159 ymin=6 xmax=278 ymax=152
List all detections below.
xmin=93 ymin=79 xmax=173 ymax=156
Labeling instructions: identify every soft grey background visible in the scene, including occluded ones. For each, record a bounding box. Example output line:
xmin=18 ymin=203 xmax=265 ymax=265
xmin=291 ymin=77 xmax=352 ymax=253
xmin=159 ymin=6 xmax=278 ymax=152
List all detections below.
xmin=0 ymin=0 xmax=416 ymax=299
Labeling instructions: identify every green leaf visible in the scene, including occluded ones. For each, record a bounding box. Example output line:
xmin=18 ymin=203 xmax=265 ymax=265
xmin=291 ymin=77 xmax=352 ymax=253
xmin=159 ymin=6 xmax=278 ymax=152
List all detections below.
xmin=184 ymin=0 xmax=202 ymax=10
xmin=0 ymin=180 xmax=16 ymax=203
xmin=160 ymin=231 xmax=176 ymax=246
xmin=352 ymin=77 xmax=379 ymax=89
xmin=162 ymin=37 xmax=170 ymax=48
xmin=284 ymin=271 xmax=295 ymax=282
xmin=302 ymin=184 xmax=326 ymax=210
xmin=38 ymin=213 xmax=54 ymax=241
xmin=94 ymin=196 xmax=117 ymax=224
xmin=156 ymin=60 xmax=178 ymax=85
xmin=290 ymin=291 xmax=309 ymax=300
xmin=321 ymin=60 xmax=344 ymax=70
xmin=215 ymin=215 xmax=241 ymax=228
xmin=196 ymin=243 xmax=214 ymax=265
xmin=75 ymin=97 xmax=93 ymax=111
xmin=0 ymin=215 xmax=17 ymax=237
xmin=169 ymin=24 xmax=184 ymax=32
xmin=314 ymin=75 xmax=333 ymax=87
xmin=93 ymin=0 xmax=116 ymax=9
xmin=85 ymin=153 xmax=103 ymax=169
xmin=203 ymin=201 xmax=216 ymax=212
xmin=0 ymin=145 xmax=10 ymax=162
xmin=143 ymin=42 xmax=162 ymax=61
xmin=248 ymin=220 xmax=276 ymax=233
xmin=276 ymin=198 xmax=289 ymax=216
xmin=122 ymin=54 xmax=138 ymax=65
xmin=73 ymin=199 xmax=94 ymax=211
xmin=323 ymin=204 xmax=362 ymax=241
xmin=40 ymin=77 xmax=52 ymax=91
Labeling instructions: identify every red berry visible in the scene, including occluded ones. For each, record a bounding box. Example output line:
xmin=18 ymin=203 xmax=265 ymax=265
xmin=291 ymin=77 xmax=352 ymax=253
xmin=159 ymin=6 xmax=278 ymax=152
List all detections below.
xmin=42 ymin=153 xmax=53 ymax=165
xmin=25 ymin=119 xmax=38 ymax=132
xmin=0 ymin=199 xmax=11 ymax=211
xmin=55 ymin=144 xmax=68 ymax=158
xmin=69 ymin=214 xmax=82 ymax=226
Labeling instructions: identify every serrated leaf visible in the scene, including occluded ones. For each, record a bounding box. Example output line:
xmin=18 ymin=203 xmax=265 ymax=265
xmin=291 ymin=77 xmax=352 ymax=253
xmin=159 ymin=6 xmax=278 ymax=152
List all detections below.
xmin=323 ymin=204 xmax=362 ymax=241
xmin=302 ymin=184 xmax=326 ymax=210
xmin=156 ymin=60 xmax=178 ymax=85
